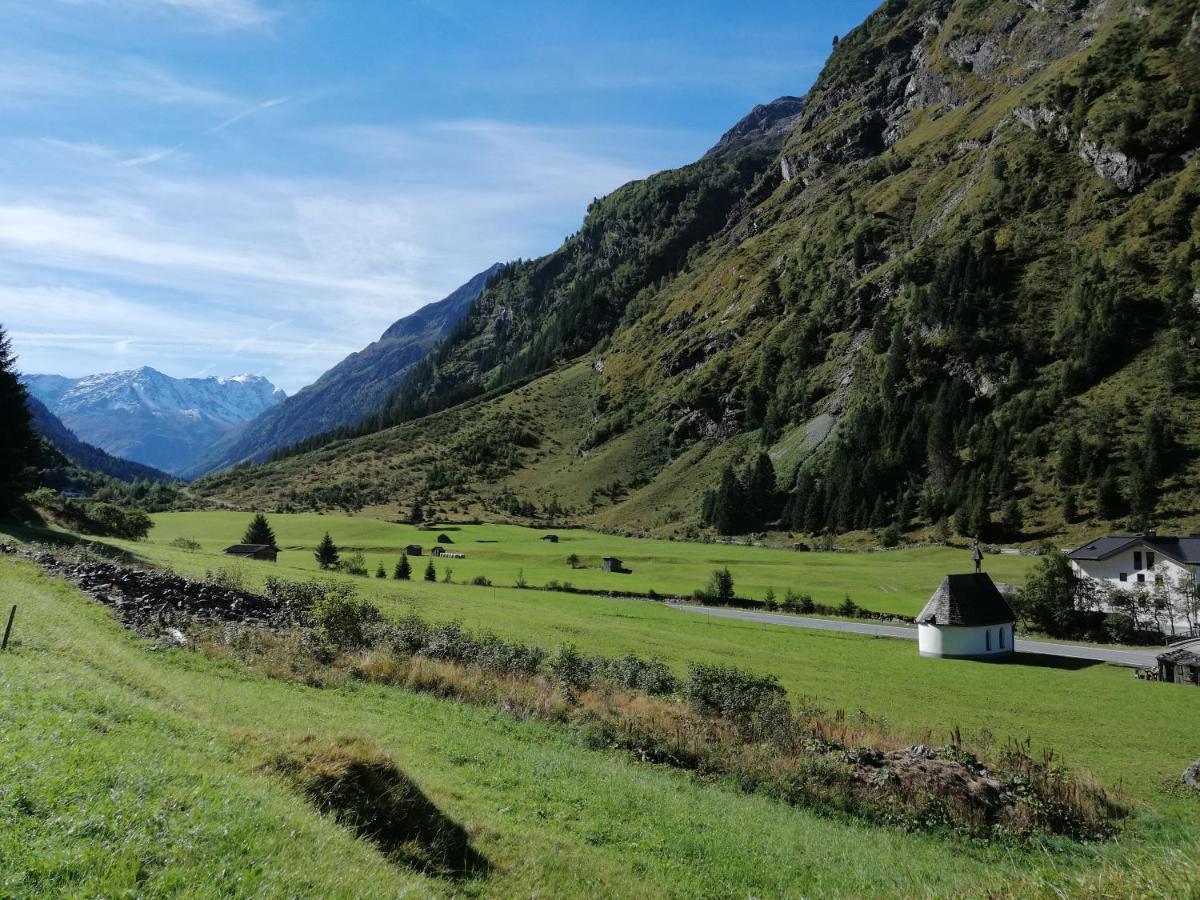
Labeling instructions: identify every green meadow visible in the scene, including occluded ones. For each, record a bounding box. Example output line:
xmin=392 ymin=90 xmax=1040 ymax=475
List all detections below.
xmin=146 ymin=510 xmax=1034 ymax=615
xmin=3 ymin=516 xmax=1199 ymax=896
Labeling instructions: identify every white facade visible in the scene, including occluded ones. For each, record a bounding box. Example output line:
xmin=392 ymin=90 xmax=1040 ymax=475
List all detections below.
xmin=918 ymin=623 xmax=1014 ymax=659
xmin=1070 ymin=541 xmax=1195 ymax=591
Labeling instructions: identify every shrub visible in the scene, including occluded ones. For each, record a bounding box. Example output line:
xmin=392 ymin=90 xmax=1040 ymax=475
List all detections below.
xmin=339 ymin=551 xmax=368 ymax=577
xmin=839 ymin=595 xmax=859 ymax=617
xmin=547 ymin=644 xmax=593 ymax=694
xmin=471 ymin=575 xmax=492 ymax=586
xmin=170 ymin=537 xmax=202 ymax=552
xmin=309 ymin=585 xmax=383 ymax=650
xmin=597 ymin=654 xmax=678 ymax=695
xmin=684 ymin=663 xmax=785 ymax=723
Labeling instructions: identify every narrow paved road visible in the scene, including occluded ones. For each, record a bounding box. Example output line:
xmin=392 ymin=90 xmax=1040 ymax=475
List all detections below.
xmin=671 ymin=604 xmax=1160 ymax=668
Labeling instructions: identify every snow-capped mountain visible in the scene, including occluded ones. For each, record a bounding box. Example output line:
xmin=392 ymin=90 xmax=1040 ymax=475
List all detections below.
xmin=23 ymin=367 xmax=285 ymax=476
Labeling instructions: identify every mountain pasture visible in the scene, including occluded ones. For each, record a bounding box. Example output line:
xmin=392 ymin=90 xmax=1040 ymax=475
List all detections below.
xmin=145 ymin=511 xmax=1033 ymax=616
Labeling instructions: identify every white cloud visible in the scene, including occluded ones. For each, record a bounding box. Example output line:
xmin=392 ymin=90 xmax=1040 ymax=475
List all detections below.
xmin=0 ymin=117 xmax=700 ymax=392
xmin=0 ymin=51 xmax=237 ymax=108
xmin=48 ymin=0 xmax=275 ymax=32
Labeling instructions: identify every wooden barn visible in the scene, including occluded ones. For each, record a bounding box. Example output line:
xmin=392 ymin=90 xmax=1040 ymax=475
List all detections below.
xmin=541 ymin=534 xmax=559 ymax=543
xmin=602 ymin=556 xmax=625 ymax=573
xmin=222 ymin=544 xmax=278 ymax=562
xmin=406 ymin=544 xmax=423 ymax=556
xmin=1158 ymin=638 xmax=1200 ymax=686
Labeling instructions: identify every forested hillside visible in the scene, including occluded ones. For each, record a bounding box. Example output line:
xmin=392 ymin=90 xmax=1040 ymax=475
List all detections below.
xmin=198 ymin=0 xmax=1200 ymax=542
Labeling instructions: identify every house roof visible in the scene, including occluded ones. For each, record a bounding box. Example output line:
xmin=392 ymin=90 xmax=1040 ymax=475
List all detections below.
xmin=1158 ymin=638 xmax=1200 ymax=665
xmin=223 ymin=544 xmax=276 ymax=554
xmin=917 ymin=573 xmax=1016 ymax=627
xmin=1069 ymin=534 xmax=1200 ymax=565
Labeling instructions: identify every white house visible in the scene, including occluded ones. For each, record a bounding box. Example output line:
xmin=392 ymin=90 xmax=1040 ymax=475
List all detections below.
xmin=917 ymin=573 xmax=1016 ymax=659
xmin=1067 ymin=533 xmax=1200 ymax=591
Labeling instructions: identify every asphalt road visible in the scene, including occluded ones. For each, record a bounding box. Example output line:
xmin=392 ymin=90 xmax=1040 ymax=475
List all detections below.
xmin=671 ymin=604 xmax=1161 ymax=668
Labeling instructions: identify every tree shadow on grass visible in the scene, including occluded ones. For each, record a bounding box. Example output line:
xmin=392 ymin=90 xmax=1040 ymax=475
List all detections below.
xmin=0 ymin=520 xmax=144 ymax=565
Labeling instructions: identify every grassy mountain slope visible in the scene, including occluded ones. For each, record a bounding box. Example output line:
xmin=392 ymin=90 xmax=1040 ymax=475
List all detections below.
xmin=189 ymin=264 xmax=503 ymax=477
xmin=27 ymin=395 xmax=174 ymax=485
xmin=198 ymin=0 xmax=1200 ymax=542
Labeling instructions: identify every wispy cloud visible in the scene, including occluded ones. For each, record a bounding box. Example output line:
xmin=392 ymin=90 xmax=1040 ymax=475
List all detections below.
xmin=0 ymin=51 xmax=237 ymax=108
xmin=50 ymin=0 xmax=276 ymax=32
xmin=207 ymin=96 xmax=288 ymax=134
xmin=0 ymin=117 xmax=699 ymax=392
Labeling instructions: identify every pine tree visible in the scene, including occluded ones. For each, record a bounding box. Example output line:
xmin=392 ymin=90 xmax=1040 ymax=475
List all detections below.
xmin=314 ymin=532 xmax=339 ymax=570
xmin=1001 ymin=498 xmax=1023 ymax=537
xmin=409 ymin=496 xmax=425 ymax=525
xmin=375 ymin=562 xmax=387 ymax=578
xmin=707 ymin=567 xmax=735 ymax=603
xmin=1127 ymin=408 xmax=1167 ymax=530
xmin=745 ymin=452 xmax=779 ymax=527
xmin=394 ymin=554 xmax=412 ymax=580
xmin=0 ymin=325 xmax=41 ymax=513
xmin=242 ymin=512 xmax=276 ymax=547
xmin=710 ymin=465 xmax=747 ymax=535
xmin=1061 ymin=486 xmax=1078 ymax=523
xmin=1096 ymin=468 xmax=1123 ymax=520
xmin=1057 ymin=431 xmax=1082 ymax=485
xmin=424 ymin=559 xmax=436 ymax=582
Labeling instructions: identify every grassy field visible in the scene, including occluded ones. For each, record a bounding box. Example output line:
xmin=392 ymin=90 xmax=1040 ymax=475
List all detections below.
xmin=2 ymin=544 xmax=1200 ymax=897
xmin=145 ymin=510 xmax=1034 ymax=615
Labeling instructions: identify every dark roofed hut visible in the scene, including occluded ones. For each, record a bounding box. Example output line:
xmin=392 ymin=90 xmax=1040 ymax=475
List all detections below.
xmin=1158 ymin=639 xmax=1200 ymax=686
xmin=917 ymin=573 xmax=1015 ymax=659
xmin=602 ymin=556 xmax=625 ymax=573
xmin=406 ymin=545 xmax=423 ymax=556
xmin=541 ymin=534 xmax=559 ymax=543
xmin=222 ymin=544 xmax=279 ymax=562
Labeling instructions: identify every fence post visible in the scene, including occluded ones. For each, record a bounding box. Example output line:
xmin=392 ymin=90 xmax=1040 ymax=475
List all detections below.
xmin=2 ymin=605 xmax=14 ymax=650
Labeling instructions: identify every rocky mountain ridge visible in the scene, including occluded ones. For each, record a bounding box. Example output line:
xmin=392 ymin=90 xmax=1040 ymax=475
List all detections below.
xmin=25 ymin=367 xmax=284 ymax=476
xmin=187 ymin=263 xmax=502 ymax=476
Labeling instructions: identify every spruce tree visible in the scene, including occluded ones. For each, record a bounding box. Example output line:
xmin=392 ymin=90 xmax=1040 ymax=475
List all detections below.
xmin=1057 ymin=431 xmax=1082 ymax=485
xmin=394 ymin=554 xmax=412 ymax=580
xmin=375 ymin=562 xmax=387 ymax=578
xmin=711 ymin=465 xmax=747 ymax=535
xmin=745 ymin=452 xmax=779 ymax=527
xmin=0 ymin=325 xmax=41 ymax=513
xmin=314 ymin=532 xmax=339 ymax=569
xmin=242 ymin=512 xmax=277 ymax=547
xmin=424 ymin=559 xmax=436 ymax=582
xmin=1096 ymin=468 xmax=1123 ymax=520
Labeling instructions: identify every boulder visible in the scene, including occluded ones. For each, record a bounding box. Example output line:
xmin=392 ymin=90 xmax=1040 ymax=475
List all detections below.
xmin=1184 ymin=758 xmax=1200 ymax=791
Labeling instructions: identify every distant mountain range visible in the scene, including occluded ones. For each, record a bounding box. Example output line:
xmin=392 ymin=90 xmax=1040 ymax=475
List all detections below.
xmin=26 ymin=395 xmax=174 ymax=484
xmin=186 ymin=262 xmax=502 ymax=477
xmin=23 ymin=368 xmax=285 ymax=476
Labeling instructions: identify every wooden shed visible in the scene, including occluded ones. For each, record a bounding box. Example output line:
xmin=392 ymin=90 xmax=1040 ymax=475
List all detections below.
xmin=406 ymin=544 xmax=423 ymax=556
xmin=602 ymin=556 xmax=625 ymax=573
xmin=1158 ymin=638 xmax=1200 ymax=686
xmin=541 ymin=534 xmax=559 ymax=543
xmin=222 ymin=544 xmax=279 ymax=562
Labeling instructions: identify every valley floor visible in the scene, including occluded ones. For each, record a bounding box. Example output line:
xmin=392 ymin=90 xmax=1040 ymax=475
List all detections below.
xmin=2 ymin=516 xmax=1199 ymax=897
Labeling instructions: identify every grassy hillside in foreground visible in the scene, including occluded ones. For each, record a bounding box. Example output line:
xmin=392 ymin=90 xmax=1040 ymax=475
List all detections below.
xmin=1 ymin=544 xmax=1199 ymax=897
xmin=143 ymin=510 xmax=1034 ymax=615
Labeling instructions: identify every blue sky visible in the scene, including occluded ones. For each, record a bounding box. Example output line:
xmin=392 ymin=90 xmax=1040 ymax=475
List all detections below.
xmin=1 ymin=0 xmax=878 ymax=393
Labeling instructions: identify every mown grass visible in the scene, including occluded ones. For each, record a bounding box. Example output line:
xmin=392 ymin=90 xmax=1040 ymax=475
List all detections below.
xmin=142 ymin=510 xmax=1033 ymax=614
xmin=2 ymin=546 xmax=1200 ymax=896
